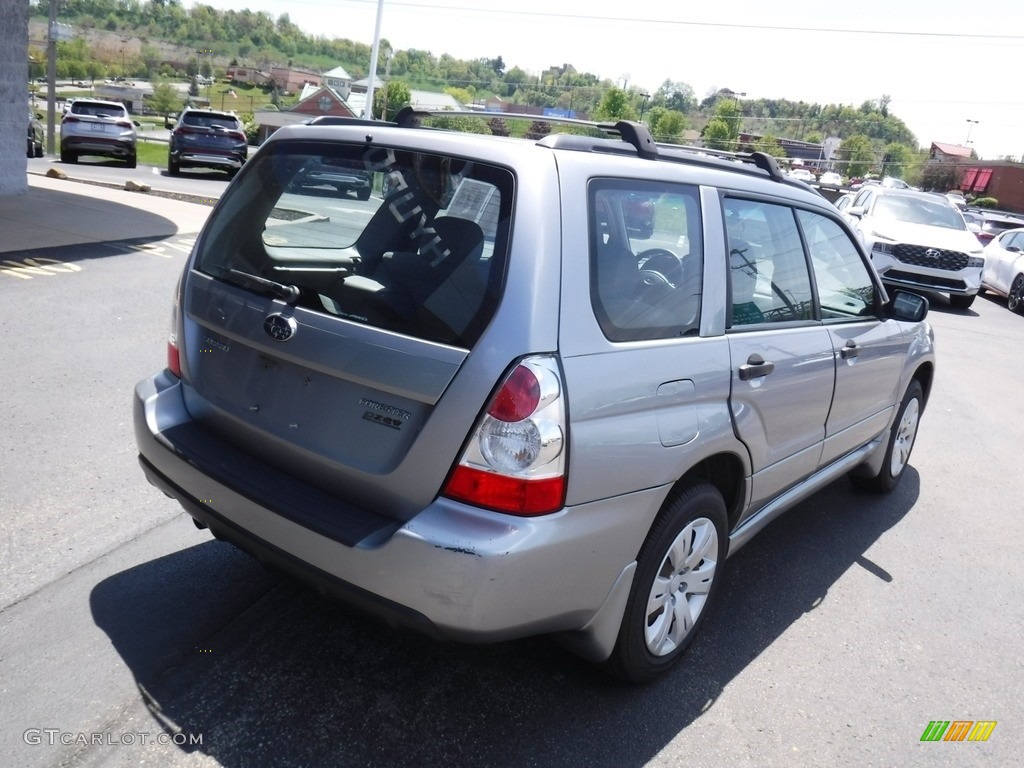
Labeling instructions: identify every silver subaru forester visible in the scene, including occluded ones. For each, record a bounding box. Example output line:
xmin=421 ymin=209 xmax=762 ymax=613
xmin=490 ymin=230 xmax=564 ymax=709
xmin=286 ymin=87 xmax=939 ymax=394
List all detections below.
xmin=134 ymin=112 xmax=935 ymax=683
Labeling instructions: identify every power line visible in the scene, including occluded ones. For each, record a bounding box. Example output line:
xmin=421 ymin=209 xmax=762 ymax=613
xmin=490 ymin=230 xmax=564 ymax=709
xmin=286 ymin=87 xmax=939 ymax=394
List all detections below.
xmin=335 ymin=0 xmax=1024 ymax=42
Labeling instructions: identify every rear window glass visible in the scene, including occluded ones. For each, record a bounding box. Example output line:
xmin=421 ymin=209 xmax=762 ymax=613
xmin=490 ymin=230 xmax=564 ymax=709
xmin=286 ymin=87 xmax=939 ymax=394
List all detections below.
xmin=195 ymin=140 xmax=513 ymax=348
xmin=183 ymin=113 xmax=240 ymax=130
xmin=71 ymin=102 xmax=125 ymax=118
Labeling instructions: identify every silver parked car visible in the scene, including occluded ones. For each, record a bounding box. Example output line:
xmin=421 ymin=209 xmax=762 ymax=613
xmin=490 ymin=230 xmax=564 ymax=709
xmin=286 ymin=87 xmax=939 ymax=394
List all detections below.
xmin=134 ymin=112 xmax=936 ymax=683
xmin=60 ymin=98 xmax=138 ymax=167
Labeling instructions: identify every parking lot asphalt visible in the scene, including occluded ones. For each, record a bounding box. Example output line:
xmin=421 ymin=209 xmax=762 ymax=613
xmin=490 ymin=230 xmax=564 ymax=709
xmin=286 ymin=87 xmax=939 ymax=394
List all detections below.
xmin=0 ymin=173 xmax=212 ymax=255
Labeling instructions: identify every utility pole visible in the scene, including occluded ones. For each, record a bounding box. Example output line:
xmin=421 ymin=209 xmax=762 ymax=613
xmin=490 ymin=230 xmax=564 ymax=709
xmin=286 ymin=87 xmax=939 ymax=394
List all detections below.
xmin=46 ymin=0 xmax=57 ymax=155
xmin=364 ymin=0 xmax=385 ymax=118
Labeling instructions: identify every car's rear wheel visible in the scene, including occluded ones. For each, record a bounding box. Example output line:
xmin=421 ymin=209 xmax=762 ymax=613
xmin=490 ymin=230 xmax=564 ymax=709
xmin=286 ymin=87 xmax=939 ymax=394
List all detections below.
xmin=60 ymin=149 xmax=76 ymax=164
xmin=34 ymin=142 xmax=43 ymax=158
xmin=605 ymin=483 xmax=727 ymax=684
xmin=1007 ymin=274 xmax=1024 ymax=313
xmin=851 ymin=380 xmax=923 ymax=493
xmin=168 ymin=159 xmax=180 ymax=176
xmin=357 ymin=186 xmax=371 ymax=201
xmin=949 ymin=293 xmax=975 ymax=309
xmin=126 ymin=153 xmax=137 ymax=169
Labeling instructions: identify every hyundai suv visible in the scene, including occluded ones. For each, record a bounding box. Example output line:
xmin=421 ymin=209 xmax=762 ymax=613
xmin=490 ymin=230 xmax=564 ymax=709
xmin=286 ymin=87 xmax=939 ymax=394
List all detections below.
xmin=134 ymin=111 xmax=935 ymax=683
xmin=843 ymin=186 xmax=984 ymax=308
xmin=168 ymin=107 xmax=248 ymax=176
xmin=60 ymin=98 xmax=137 ymax=167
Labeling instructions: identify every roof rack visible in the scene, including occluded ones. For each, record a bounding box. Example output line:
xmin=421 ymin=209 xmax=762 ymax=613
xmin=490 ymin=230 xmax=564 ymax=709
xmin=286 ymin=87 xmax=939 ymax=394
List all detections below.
xmin=385 ymin=107 xmax=786 ymax=182
xmin=392 ymin=107 xmax=657 ymax=157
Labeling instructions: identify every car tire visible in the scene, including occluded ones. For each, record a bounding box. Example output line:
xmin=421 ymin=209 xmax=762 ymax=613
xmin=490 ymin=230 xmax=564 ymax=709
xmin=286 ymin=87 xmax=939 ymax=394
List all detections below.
xmin=126 ymin=154 xmax=137 ymax=169
xmin=1007 ymin=274 xmax=1024 ymax=313
xmin=949 ymin=293 xmax=975 ymax=310
xmin=61 ymin=149 xmax=76 ymax=164
xmin=35 ymin=143 xmax=44 ymax=158
xmin=851 ymin=379 xmax=923 ymax=493
xmin=357 ymin=187 xmax=371 ymax=201
xmin=168 ymin=159 xmax=180 ymax=176
xmin=605 ymin=483 xmax=727 ymax=684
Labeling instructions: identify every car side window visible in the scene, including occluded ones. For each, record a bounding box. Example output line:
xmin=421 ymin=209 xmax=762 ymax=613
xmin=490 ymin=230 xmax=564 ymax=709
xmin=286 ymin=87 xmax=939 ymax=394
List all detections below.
xmin=852 ymin=188 xmax=873 ymax=209
xmin=797 ymin=210 xmax=877 ymax=319
xmin=724 ymin=198 xmax=814 ymax=327
xmin=589 ymin=181 xmax=703 ymax=342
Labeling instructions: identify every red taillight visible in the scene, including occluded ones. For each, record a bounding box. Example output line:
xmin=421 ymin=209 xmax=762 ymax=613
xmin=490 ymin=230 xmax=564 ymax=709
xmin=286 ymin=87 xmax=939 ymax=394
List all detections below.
xmin=445 ymin=466 xmax=565 ymax=516
xmin=488 ymin=365 xmax=540 ymax=421
xmin=166 ymin=275 xmax=182 ymax=378
xmin=63 ymin=116 xmax=80 ymax=124
xmin=167 ymin=341 xmax=181 ymax=378
xmin=442 ymin=357 xmax=566 ymax=516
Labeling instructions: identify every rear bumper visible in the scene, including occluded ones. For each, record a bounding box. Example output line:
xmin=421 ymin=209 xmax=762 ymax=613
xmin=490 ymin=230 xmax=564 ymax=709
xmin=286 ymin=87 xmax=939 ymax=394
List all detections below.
xmin=133 ymin=371 xmax=655 ymax=654
xmin=171 ymin=148 xmax=246 ymax=169
xmin=61 ymin=135 xmax=135 ymax=157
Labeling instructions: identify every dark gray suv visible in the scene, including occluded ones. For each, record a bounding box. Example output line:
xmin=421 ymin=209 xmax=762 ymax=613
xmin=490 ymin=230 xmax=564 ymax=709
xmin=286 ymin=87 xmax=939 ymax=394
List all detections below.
xmin=134 ymin=112 xmax=935 ymax=683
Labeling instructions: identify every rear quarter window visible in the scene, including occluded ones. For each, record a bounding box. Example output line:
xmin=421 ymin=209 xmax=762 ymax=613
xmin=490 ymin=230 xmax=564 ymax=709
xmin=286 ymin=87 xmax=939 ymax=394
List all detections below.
xmin=589 ymin=180 xmax=703 ymax=341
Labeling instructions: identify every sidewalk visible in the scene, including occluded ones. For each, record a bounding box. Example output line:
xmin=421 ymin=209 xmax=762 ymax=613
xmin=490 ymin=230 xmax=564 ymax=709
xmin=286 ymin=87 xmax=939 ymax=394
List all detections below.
xmin=0 ymin=173 xmax=213 ymax=255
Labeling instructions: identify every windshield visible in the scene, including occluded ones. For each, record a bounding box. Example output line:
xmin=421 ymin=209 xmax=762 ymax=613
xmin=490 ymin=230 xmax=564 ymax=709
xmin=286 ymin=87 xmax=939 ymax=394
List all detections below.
xmin=195 ymin=140 xmax=513 ymax=348
xmin=873 ymin=196 xmax=966 ymax=230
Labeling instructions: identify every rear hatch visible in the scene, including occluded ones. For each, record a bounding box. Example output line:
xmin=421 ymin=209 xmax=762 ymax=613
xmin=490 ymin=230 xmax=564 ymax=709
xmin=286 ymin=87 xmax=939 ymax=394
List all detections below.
xmin=178 ymin=132 xmax=515 ymax=520
xmin=176 ymin=112 xmax=245 ymax=154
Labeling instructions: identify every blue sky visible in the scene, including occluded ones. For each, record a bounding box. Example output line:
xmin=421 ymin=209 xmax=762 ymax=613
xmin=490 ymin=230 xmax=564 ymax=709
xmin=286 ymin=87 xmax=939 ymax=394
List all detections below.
xmin=188 ymin=0 xmax=1024 ymax=160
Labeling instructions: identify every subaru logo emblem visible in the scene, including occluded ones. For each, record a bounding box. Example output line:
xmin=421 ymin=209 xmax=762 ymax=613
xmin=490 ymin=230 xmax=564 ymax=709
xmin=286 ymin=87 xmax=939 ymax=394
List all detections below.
xmin=264 ymin=313 xmax=296 ymax=342
xmin=924 ymin=248 xmax=941 ymax=259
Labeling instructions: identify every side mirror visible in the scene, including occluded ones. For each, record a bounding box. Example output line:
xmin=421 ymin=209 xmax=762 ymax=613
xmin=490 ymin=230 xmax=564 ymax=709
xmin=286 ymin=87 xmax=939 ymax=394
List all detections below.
xmin=887 ymin=289 xmax=928 ymax=322
xmin=846 ymin=206 xmax=866 ymax=219
xmin=133 ymin=120 xmax=142 ymax=127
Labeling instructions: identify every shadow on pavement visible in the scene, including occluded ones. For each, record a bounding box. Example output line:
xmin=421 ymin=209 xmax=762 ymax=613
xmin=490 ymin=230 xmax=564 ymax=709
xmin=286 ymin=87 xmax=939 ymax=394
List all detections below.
xmin=0 ymin=185 xmax=194 ymax=268
xmin=91 ymin=472 xmax=919 ymax=767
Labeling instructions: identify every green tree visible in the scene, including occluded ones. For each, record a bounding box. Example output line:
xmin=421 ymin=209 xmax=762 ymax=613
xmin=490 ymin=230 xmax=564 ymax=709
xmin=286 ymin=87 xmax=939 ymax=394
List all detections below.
xmin=148 ymin=77 xmax=183 ymax=124
xmin=649 ymin=109 xmax=687 ymax=143
xmin=702 ymin=118 xmax=735 ymax=151
xmin=839 ymin=134 xmax=875 ymax=178
xmin=919 ymin=162 xmax=961 ymax=193
xmin=751 ymin=134 xmax=785 ymax=159
xmin=880 ymin=142 xmax=912 ymax=179
xmin=593 ymin=88 xmax=637 ymax=121
xmin=374 ymin=80 xmax=411 ymax=121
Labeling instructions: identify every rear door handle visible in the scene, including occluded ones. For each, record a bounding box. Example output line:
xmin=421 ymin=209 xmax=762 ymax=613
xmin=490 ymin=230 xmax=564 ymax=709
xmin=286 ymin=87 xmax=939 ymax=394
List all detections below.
xmin=738 ymin=354 xmax=775 ymax=381
xmin=840 ymin=340 xmax=860 ymax=360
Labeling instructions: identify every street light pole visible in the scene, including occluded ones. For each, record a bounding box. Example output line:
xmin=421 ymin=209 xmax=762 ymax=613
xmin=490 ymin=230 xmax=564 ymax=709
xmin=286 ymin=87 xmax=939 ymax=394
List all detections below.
xmin=965 ymin=119 xmax=979 ymax=146
xmin=364 ymin=0 xmax=385 ymax=118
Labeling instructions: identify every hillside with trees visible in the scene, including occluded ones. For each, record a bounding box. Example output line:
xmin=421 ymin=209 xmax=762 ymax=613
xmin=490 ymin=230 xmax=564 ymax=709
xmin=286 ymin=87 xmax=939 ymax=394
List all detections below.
xmin=27 ymin=0 xmax=932 ymax=180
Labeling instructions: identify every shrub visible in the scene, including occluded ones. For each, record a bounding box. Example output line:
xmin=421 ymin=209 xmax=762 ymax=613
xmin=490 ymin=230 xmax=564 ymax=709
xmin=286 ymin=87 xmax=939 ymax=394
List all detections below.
xmin=971 ymin=197 xmax=999 ymax=208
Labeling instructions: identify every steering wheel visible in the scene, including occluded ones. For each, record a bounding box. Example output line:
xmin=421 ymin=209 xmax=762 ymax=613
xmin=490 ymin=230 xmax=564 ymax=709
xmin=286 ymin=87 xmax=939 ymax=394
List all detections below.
xmin=635 ymin=248 xmax=683 ymax=302
xmin=637 ymin=248 xmax=682 ymax=284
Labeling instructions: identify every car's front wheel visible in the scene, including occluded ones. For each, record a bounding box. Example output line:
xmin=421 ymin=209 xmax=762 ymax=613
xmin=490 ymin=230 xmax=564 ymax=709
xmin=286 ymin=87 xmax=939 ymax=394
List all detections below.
xmin=1007 ymin=274 xmax=1024 ymax=313
xmin=605 ymin=483 xmax=727 ymax=684
xmin=851 ymin=380 xmax=923 ymax=493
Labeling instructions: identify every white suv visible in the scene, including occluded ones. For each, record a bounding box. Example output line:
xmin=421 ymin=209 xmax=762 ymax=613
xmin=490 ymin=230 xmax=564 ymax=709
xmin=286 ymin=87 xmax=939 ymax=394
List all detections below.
xmin=844 ymin=186 xmax=984 ymax=308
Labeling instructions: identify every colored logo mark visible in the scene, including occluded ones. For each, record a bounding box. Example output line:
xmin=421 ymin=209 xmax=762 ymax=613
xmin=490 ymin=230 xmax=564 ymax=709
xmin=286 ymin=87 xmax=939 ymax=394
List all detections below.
xmin=920 ymin=720 xmax=997 ymax=742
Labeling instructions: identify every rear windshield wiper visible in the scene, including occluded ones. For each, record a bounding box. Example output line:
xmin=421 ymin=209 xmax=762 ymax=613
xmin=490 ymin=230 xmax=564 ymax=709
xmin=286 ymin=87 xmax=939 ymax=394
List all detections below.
xmin=222 ymin=268 xmax=301 ymax=304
